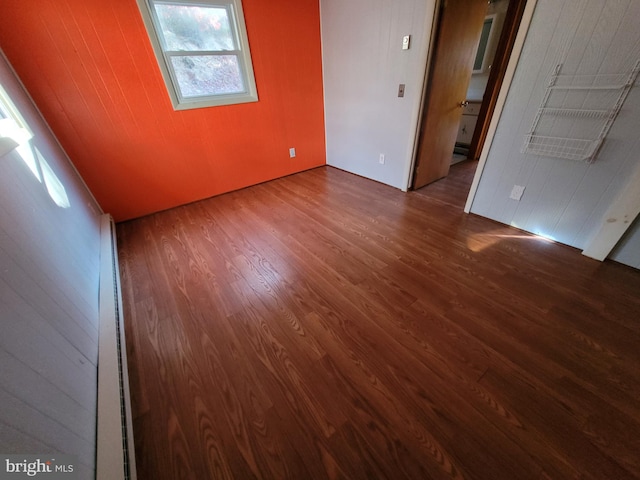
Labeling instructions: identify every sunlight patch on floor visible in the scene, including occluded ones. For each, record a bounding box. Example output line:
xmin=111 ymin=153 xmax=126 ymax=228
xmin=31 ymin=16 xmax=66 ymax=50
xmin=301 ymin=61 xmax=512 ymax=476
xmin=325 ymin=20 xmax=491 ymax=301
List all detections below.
xmin=467 ymin=227 xmax=557 ymax=252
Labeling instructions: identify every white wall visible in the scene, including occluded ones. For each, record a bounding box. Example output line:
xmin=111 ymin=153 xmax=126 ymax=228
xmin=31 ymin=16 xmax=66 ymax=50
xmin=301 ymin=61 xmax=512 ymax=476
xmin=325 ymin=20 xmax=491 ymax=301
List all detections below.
xmin=321 ymin=0 xmax=436 ymax=190
xmin=0 ymin=51 xmax=102 ymax=478
xmin=469 ymin=0 xmax=640 ymax=263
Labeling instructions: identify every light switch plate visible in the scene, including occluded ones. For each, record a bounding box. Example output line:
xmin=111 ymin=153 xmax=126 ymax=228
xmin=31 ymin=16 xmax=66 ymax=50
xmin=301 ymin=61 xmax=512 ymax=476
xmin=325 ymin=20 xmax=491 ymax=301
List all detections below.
xmin=402 ymin=35 xmax=411 ymax=50
xmin=398 ymin=84 xmax=405 ymax=97
xmin=510 ymin=185 xmax=525 ymax=201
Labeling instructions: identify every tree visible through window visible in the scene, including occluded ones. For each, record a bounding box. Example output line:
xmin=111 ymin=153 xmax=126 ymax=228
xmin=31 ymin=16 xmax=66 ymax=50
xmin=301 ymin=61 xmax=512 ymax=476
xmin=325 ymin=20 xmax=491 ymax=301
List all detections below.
xmin=137 ymin=0 xmax=258 ymax=109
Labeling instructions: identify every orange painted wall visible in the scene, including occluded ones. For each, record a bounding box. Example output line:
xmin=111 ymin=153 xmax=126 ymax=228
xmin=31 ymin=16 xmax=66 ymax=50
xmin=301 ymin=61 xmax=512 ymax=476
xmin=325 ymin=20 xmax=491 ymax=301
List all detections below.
xmin=0 ymin=0 xmax=326 ymax=221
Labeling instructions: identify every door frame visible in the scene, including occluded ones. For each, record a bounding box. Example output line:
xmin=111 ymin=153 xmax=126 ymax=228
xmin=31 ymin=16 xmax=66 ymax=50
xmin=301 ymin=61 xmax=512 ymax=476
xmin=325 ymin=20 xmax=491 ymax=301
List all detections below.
xmin=411 ymin=0 xmax=490 ymax=190
xmin=404 ymin=0 xmax=538 ymax=206
xmin=467 ymin=0 xmax=528 ymax=162
xmin=401 ymin=0 xmax=442 ymax=192
xmin=464 ymin=0 xmax=537 ymax=212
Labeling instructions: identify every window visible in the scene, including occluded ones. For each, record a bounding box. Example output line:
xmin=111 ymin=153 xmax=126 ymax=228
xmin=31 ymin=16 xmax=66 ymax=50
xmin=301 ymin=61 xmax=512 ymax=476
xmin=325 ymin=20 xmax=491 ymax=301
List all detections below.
xmin=137 ymin=0 xmax=258 ymax=110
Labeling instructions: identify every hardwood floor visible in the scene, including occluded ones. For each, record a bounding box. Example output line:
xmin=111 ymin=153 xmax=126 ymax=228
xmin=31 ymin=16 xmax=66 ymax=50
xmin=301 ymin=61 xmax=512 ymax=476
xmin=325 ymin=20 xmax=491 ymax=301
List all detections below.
xmin=117 ymin=163 xmax=640 ymax=480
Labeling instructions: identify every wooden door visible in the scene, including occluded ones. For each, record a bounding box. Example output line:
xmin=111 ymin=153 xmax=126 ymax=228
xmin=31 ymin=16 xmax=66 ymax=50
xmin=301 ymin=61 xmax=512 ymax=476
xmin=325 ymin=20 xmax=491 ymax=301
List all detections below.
xmin=412 ymin=0 xmax=489 ymax=189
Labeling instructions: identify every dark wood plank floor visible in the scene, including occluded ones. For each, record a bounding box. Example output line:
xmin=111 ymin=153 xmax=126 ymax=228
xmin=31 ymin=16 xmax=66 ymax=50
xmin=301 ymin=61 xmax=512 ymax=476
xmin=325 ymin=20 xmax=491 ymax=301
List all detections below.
xmin=117 ymin=162 xmax=640 ymax=480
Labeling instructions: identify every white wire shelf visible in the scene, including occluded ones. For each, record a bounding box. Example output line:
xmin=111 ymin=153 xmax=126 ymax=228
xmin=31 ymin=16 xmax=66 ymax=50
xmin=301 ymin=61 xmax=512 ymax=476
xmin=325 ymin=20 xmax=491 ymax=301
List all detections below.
xmin=522 ymin=61 xmax=639 ymax=163
xmin=522 ymin=135 xmax=597 ymax=162
xmin=549 ymin=84 xmax=628 ymax=91
xmin=538 ymin=107 xmax=612 ymax=119
xmin=551 ymin=72 xmax=633 ymax=88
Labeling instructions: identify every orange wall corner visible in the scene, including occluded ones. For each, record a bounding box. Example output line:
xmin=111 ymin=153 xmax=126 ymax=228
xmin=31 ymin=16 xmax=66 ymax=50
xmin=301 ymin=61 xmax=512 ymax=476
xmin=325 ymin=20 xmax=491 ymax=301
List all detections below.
xmin=0 ymin=0 xmax=326 ymax=221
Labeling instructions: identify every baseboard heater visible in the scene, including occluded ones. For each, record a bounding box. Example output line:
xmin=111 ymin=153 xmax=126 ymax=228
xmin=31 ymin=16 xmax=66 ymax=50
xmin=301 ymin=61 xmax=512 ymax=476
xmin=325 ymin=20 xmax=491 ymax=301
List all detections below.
xmin=97 ymin=214 xmax=137 ymax=480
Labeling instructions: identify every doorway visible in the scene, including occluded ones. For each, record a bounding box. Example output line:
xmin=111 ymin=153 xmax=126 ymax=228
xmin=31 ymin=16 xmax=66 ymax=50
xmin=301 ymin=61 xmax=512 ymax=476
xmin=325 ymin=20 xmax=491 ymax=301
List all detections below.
xmin=411 ymin=0 xmax=528 ymax=195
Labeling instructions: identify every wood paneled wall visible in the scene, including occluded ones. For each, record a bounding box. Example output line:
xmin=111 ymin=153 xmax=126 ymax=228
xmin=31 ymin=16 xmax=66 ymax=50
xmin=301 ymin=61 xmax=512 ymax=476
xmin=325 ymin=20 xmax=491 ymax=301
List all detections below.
xmin=0 ymin=51 xmax=102 ymax=479
xmin=470 ymin=0 xmax=640 ymax=264
xmin=0 ymin=0 xmax=326 ymax=221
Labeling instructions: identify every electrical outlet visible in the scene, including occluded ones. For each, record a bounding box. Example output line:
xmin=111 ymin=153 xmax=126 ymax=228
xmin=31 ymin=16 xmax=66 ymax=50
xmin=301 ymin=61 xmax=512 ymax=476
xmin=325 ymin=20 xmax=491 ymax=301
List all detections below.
xmin=379 ymin=154 xmax=385 ymax=165
xmin=289 ymin=147 xmax=296 ymax=158
xmin=510 ymin=185 xmax=525 ymax=201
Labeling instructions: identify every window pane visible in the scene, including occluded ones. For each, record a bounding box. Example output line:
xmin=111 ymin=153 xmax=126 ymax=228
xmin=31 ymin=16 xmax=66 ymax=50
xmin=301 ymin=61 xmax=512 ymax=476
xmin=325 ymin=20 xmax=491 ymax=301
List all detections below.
xmin=170 ymin=55 xmax=245 ymax=97
xmin=154 ymin=4 xmax=235 ymax=51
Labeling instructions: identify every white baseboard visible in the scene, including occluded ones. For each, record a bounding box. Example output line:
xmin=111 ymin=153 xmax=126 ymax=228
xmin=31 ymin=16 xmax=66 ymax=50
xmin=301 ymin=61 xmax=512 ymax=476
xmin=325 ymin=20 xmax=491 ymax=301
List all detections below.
xmin=97 ymin=214 xmax=137 ymax=480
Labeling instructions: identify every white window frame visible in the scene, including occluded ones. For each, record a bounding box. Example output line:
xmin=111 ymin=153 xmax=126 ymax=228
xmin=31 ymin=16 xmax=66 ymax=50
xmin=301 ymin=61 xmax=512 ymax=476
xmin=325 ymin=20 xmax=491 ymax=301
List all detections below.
xmin=136 ymin=0 xmax=258 ymax=110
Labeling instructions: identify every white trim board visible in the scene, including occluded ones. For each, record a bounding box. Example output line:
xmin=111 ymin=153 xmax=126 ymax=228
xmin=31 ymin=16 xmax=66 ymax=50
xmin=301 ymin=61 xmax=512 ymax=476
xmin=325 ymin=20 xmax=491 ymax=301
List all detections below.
xmin=582 ymin=162 xmax=640 ymax=261
xmin=97 ymin=214 xmax=137 ymax=480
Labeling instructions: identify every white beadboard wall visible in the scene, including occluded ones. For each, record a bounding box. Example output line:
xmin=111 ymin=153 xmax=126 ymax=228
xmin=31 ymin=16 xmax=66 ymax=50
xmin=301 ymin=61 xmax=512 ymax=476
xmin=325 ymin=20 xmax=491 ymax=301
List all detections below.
xmin=321 ymin=0 xmax=436 ymax=190
xmin=470 ymin=0 xmax=640 ymax=266
xmin=0 ymin=50 xmax=101 ymax=479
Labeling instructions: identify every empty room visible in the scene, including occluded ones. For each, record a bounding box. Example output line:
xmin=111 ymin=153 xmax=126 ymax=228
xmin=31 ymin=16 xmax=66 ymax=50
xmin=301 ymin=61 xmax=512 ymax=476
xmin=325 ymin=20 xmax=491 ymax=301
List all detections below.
xmin=1 ymin=0 xmax=639 ymax=479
